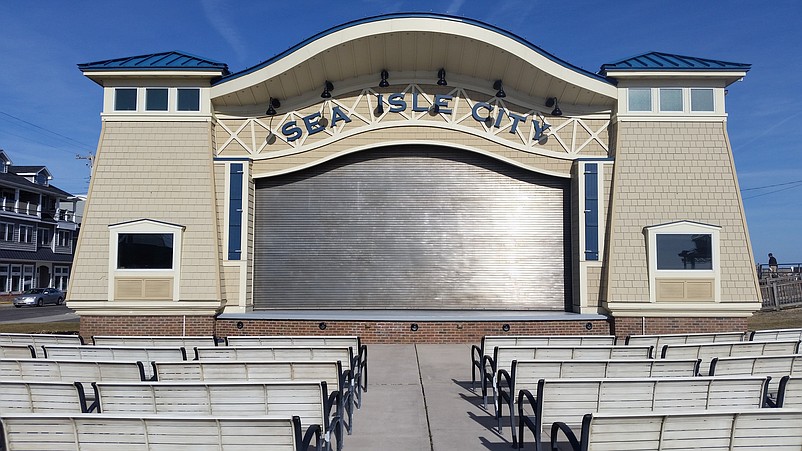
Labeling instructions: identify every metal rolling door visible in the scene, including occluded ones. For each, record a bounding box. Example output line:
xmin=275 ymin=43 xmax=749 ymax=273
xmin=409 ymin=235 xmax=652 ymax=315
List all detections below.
xmin=253 ymin=146 xmax=570 ymax=310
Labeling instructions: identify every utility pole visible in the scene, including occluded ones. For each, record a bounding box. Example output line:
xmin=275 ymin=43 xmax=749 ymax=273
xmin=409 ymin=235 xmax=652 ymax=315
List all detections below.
xmin=75 ymin=153 xmax=95 ymax=184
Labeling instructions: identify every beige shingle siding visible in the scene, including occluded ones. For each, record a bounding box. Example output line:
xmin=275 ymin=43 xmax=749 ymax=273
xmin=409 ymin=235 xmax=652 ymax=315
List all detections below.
xmin=605 ymin=121 xmax=759 ymax=303
xmin=69 ymin=121 xmax=221 ymax=303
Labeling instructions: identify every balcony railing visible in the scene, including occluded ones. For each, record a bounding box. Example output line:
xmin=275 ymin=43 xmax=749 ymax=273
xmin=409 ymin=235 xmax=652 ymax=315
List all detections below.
xmin=0 ymin=200 xmax=40 ymax=217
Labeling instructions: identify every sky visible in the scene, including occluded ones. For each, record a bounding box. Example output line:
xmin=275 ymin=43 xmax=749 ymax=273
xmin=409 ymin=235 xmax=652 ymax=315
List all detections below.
xmin=0 ymin=1 xmax=800 ymax=263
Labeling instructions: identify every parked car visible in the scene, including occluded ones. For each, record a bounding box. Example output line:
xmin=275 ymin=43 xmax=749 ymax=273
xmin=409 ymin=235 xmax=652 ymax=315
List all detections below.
xmin=12 ymin=288 xmax=64 ymax=307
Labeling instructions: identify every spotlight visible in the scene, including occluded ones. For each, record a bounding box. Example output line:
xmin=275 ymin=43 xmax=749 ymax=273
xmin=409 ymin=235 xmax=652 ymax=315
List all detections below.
xmin=502 ymin=324 xmax=510 ymax=332
xmin=437 ymin=68 xmax=447 ymax=86
xmin=321 ymin=80 xmax=333 ymax=99
xmin=410 ymin=323 xmax=419 ymax=332
xmin=379 ymin=70 xmax=389 ymax=88
xmin=493 ymin=80 xmax=506 ymax=98
xmin=545 ymin=97 xmax=562 ymax=116
xmin=266 ymin=97 xmax=280 ymax=116
xmin=318 ymin=322 xmax=328 ymax=330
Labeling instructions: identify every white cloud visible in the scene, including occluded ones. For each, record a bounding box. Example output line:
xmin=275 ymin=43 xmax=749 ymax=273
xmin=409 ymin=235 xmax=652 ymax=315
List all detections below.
xmin=200 ymin=0 xmax=248 ymax=64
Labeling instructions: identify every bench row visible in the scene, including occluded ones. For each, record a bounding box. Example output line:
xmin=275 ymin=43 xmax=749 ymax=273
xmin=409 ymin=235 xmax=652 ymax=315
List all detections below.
xmin=1 ymin=379 xmax=344 ymax=451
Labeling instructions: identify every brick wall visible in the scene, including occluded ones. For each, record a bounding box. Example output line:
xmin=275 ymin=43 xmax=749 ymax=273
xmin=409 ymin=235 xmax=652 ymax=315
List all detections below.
xmin=79 ymin=315 xmax=747 ymax=343
xmin=79 ymin=316 xmax=216 ymax=339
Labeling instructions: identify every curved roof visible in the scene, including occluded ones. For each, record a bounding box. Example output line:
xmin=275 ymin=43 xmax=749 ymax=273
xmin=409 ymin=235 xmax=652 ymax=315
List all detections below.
xmin=211 ymin=13 xmax=618 ymax=110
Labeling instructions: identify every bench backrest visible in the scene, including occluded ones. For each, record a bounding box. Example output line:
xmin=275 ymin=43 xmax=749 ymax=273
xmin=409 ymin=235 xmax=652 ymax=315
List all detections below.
xmin=1 ymin=414 xmax=306 ymax=451
xmin=0 ymin=358 xmax=145 ymax=383
xmin=660 ymin=340 xmax=801 ymax=374
xmin=0 ymin=344 xmax=35 ymax=359
xmin=0 ymin=380 xmax=84 ymax=414
xmin=494 ymin=345 xmax=652 ymax=373
xmin=510 ymin=358 xmax=700 ymax=389
xmin=92 ymin=335 xmax=217 ymax=347
xmin=0 ymin=333 xmax=83 ymax=357
xmin=152 ymin=360 xmax=343 ymax=390
xmin=194 ymin=346 xmax=353 ymax=370
xmin=778 ymin=376 xmax=802 ymax=409
xmin=534 ymin=376 xmax=768 ymax=431
xmin=93 ymin=381 xmax=327 ymax=430
xmin=709 ymin=354 xmax=802 ymax=396
xmin=625 ymin=331 xmax=745 ymax=356
xmin=226 ymin=335 xmax=360 ymax=348
xmin=750 ymin=328 xmax=802 ymax=342
xmin=579 ymin=409 xmax=802 ymax=451
xmin=480 ymin=335 xmax=616 ymax=356
xmin=41 ymin=344 xmax=187 ymax=362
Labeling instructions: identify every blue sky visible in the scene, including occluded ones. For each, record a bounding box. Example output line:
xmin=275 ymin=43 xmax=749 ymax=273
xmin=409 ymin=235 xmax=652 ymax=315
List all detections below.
xmin=1 ymin=1 xmax=800 ymax=263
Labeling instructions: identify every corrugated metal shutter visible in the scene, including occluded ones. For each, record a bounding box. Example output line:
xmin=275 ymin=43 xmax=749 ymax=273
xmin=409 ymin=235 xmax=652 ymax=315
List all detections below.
xmin=253 ymin=147 xmax=570 ymax=310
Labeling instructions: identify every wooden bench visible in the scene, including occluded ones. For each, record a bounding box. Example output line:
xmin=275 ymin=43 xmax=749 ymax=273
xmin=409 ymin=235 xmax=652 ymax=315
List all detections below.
xmin=515 ymin=376 xmax=769 ymax=450
xmin=0 ymin=358 xmax=146 ymax=383
xmin=0 ymin=380 xmax=86 ymax=414
xmin=496 ymin=358 xmax=701 ymax=438
xmin=470 ymin=335 xmax=616 ymax=390
xmin=0 ymin=414 xmax=322 ymax=451
xmin=92 ymin=335 xmax=218 ymax=347
xmin=41 ymin=344 xmax=187 ymax=380
xmin=750 ymin=327 xmax=802 ymax=342
xmin=709 ymin=354 xmax=802 ymax=401
xmin=0 ymin=344 xmax=35 ymax=359
xmin=661 ymin=340 xmax=802 ymax=375
xmin=0 ymin=333 xmax=83 ymax=357
xmin=194 ymin=345 xmax=364 ymax=410
xmin=226 ymin=336 xmax=368 ymax=395
xmin=776 ymin=376 xmax=802 ymax=408
xmin=480 ymin=344 xmax=653 ymax=407
xmin=625 ymin=331 xmax=745 ymax=357
xmin=546 ymin=409 xmax=802 ymax=451
xmin=150 ymin=360 xmax=354 ymax=434
xmin=90 ymin=380 xmax=341 ymax=451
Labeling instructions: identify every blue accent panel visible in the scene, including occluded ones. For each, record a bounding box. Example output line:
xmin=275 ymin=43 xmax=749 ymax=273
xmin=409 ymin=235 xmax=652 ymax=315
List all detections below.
xmin=213 ymin=13 xmax=612 ymax=86
xmin=600 ymin=51 xmax=750 ymax=73
xmin=228 ymin=164 xmax=244 ymax=260
xmin=584 ymin=163 xmax=599 ymax=261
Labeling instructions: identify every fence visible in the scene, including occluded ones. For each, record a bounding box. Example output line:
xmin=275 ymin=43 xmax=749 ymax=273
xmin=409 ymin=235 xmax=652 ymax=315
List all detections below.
xmin=760 ymin=275 xmax=802 ymax=311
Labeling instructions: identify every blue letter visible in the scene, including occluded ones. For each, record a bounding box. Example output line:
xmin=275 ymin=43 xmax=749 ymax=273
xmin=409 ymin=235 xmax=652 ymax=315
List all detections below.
xmin=411 ymin=91 xmax=428 ymax=112
xmin=533 ymin=116 xmax=551 ymax=140
xmin=471 ymin=102 xmax=493 ymax=122
xmin=494 ymin=108 xmax=505 ymax=128
xmin=303 ymin=112 xmax=325 ymax=135
xmin=281 ymin=121 xmax=302 ymax=142
xmin=434 ymin=95 xmax=453 ymax=115
xmin=331 ymin=106 xmax=352 ymax=127
xmin=388 ymin=93 xmax=406 ymax=113
xmin=507 ymin=111 xmax=527 ymax=134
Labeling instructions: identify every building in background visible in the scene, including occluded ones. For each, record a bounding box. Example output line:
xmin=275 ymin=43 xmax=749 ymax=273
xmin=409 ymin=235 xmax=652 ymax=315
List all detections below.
xmin=69 ymin=13 xmax=760 ymax=341
xmin=0 ymin=149 xmax=78 ymax=292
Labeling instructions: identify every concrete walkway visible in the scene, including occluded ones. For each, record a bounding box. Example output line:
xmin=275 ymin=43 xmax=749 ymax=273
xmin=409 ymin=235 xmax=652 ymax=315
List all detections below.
xmin=346 ymin=344 xmax=518 ymax=451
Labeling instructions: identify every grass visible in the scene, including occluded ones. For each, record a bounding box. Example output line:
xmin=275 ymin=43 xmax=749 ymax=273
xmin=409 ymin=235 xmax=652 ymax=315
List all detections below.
xmin=1 ymin=308 xmax=801 ymax=335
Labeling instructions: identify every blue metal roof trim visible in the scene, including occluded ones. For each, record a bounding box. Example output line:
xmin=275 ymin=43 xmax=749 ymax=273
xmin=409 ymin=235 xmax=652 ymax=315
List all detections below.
xmin=78 ymin=51 xmax=229 ymax=73
xmin=213 ymin=12 xmax=613 ymax=86
xmin=599 ymin=51 xmax=750 ymax=73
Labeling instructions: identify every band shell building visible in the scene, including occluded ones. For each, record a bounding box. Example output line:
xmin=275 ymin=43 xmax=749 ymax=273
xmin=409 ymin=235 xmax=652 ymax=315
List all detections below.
xmin=68 ymin=13 xmax=760 ymax=341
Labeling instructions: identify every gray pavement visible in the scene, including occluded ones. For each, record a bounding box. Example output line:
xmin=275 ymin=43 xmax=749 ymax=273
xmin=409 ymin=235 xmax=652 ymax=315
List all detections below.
xmin=347 ymin=344 xmax=518 ymax=451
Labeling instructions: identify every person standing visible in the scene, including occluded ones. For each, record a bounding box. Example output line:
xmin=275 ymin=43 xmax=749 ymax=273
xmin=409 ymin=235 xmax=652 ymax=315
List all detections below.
xmin=768 ymin=253 xmax=778 ymax=277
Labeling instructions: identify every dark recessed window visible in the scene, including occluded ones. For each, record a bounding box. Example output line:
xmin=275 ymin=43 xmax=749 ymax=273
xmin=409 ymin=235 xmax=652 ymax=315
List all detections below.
xmin=177 ymin=88 xmax=200 ymax=111
xmin=117 ymin=233 xmax=173 ymax=269
xmin=115 ymin=88 xmax=137 ymax=111
xmin=656 ymin=234 xmax=712 ymax=270
xmin=146 ymin=88 xmax=169 ymax=111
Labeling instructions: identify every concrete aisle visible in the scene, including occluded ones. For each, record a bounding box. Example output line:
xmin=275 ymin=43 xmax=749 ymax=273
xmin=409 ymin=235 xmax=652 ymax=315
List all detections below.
xmin=346 ymin=344 xmax=516 ymax=451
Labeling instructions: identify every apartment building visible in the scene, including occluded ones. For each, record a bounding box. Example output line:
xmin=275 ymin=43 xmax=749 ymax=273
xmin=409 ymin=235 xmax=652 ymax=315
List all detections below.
xmin=0 ymin=150 xmax=78 ymax=293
